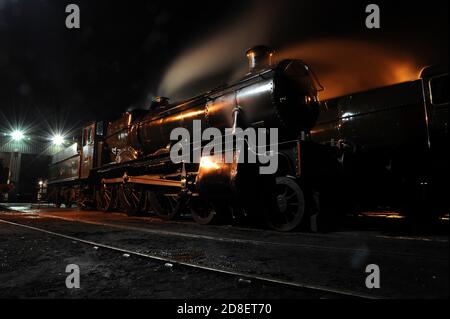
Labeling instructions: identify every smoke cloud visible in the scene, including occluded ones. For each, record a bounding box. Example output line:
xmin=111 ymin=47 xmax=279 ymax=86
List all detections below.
xmin=158 ymin=1 xmax=283 ymax=99
xmin=157 ymin=0 xmax=444 ymax=102
xmin=277 ymin=39 xmax=422 ymax=99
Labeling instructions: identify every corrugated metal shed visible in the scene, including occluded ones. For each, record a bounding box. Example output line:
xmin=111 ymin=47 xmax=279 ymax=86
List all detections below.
xmin=0 ymin=135 xmax=62 ymax=156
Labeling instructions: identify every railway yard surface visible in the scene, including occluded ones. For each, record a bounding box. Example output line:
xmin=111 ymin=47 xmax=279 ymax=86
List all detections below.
xmin=0 ymin=203 xmax=448 ymax=299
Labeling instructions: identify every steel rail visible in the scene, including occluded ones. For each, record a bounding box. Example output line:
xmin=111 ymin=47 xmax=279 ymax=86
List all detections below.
xmin=32 ymin=212 xmax=448 ymax=260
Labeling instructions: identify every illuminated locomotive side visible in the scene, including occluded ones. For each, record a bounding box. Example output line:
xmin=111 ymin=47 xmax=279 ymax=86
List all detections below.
xmin=47 ymin=46 xmax=335 ymax=232
xmin=128 ymin=46 xmax=319 ymax=157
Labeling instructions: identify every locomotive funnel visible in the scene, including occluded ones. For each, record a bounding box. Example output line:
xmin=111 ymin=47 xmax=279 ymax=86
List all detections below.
xmin=150 ymin=96 xmax=170 ymax=111
xmin=246 ymin=45 xmax=274 ymax=73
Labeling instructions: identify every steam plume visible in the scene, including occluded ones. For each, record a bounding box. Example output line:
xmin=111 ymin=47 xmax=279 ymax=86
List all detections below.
xmin=277 ymin=39 xmax=422 ymax=99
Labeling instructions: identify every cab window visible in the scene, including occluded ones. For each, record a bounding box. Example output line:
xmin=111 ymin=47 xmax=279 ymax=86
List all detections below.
xmin=84 ymin=126 xmax=94 ymax=146
xmin=88 ymin=127 xmax=93 ymax=144
xmin=429 ymin=74 xmax=449 ymax=105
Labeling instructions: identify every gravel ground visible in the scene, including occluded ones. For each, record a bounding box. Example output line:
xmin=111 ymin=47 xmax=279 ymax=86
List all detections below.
xmin=0 ymin=216 xmax=338 ymax=299
xmin=0 ymin=206 xmax=448 ymax=299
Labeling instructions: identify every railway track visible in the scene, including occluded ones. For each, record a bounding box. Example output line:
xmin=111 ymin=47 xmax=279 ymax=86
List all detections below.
xmin=0 ymin=217 xmax=383 ymax=299
xmin=7 ymin=208 xmax=448 ymax=261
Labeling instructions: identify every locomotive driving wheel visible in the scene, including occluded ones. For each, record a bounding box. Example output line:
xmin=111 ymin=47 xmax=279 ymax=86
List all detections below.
xmin=120 ymin=183 xmax=145 ymax=216
xmin=96 ymin=184 xmax=117 ymax=212
xmin=266 ymin=177 xmax=305 ymax=232
xmin=190 ymin=197 xmax=225 ymax=225
xmin=148 ymin=191 xmax=179 ymax=220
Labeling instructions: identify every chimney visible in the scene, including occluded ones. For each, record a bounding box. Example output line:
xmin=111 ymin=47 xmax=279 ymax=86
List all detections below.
xmin=150 ymin=96 xmax=170 ymax=111
xmin=246 ymin=45 xmax=274 ymax=73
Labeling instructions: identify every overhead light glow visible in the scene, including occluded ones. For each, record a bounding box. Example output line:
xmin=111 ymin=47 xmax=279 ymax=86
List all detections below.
xmin=10 ymin=130 xmax=25 ymax=141
xmin=51 ymin=134 xmax=65 ymax=146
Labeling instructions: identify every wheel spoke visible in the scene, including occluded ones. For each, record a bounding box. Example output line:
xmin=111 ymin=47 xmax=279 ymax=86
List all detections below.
xmin=120 ymin=184 xmax=143 ymax=216
xmin=190 ymin=199 xmax=223 ymax=225
xmin=266 ymin=177 xmax=305 ymax=232
xmin=148 ymin=192 xmax=178 ymax=220
xmin=286 ymin=193 xmax=297 ymax=200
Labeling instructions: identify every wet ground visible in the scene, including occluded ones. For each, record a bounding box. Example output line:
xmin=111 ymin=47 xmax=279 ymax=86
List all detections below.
xmin=0 ymin=203 xmax=448 ymax=299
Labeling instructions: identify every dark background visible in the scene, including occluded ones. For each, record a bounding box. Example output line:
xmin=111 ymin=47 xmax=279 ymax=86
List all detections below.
xmin=0 ymin=0 xmax=448 ymax=138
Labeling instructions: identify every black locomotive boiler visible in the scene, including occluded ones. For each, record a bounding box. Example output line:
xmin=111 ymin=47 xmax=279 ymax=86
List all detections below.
xmin=47 ymin=46 xmax=332 ymax=232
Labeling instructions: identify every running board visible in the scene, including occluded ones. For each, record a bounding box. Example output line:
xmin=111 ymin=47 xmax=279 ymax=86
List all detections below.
xmin=101 ymin=175 xmax=182 ymax=188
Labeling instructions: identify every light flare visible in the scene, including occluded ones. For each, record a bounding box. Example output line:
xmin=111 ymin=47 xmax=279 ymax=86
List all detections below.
xmin=10 ymin=130 xmax=25 ymax=141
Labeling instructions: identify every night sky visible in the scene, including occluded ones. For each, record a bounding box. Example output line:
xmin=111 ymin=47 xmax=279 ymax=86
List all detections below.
xmin=0 ymin=0 xmax=448 ymax=139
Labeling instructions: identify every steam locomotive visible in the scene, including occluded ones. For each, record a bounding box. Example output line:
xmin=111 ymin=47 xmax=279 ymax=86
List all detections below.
xmin=312 ymin=64 xmax=449 ymax=220
xmin=47 ymin=46 xmax=449 ymax=231
xmin=47 ymin=46 xmax=332 ymax=231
